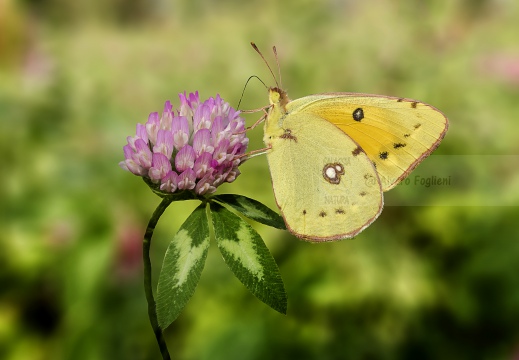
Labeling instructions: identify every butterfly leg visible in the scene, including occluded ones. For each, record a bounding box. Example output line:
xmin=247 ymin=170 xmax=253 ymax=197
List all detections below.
xmin=240 ymin=104 xmax=271 ymax=114
xmin=235 ymin=144 xmax=272 ymax=161
xmin=235 ymin=106 xmax=271 ymax=134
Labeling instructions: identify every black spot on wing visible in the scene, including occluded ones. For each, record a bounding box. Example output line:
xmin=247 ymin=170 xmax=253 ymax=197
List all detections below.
xmin=359 ymin=191 xmax=367 ymax=197
xmin=411 ymin=101 xmax=418 ymax=108
xmin=403 ymin=133 xmax=410 ymax=138
xmin=379 ymin=151 xmax=389 ymax=160
xmin=393 ymin=142 xmax=406 ymax=149
xmin=280 ymin=129 xmax=297 ymax=141
xmin=335 ymin=208 xmax=345 ymax=214
xmin=352 ymin=146 xmax=363 ymax=156
xmin=319 ymin=211 xmax=327 ymax=217
xmin=352 ymin=108 xmax=364 ymax=122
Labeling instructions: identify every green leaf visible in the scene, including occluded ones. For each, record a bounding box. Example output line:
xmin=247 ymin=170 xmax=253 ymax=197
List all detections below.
xmin=156 ymin=203 xmax=210 ymax=329
xmin=212 ymin=194 xmax=286 ymax=230
xmin=210 ymin=202 xmax=287 ymax=314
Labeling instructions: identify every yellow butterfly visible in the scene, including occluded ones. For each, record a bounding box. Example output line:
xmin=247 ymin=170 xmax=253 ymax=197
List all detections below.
xmin=252 ymin=44 xmax=448 ymax=242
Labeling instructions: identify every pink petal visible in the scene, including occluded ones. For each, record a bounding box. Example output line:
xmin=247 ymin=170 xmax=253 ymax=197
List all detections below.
xmin=136 ymin=123 xmax=148 ymax=143
xmin=193 ymin=129 xmax=214 ymax=155
xmin=195 ymin=173 xmax=216 ymax=195
xmin=160 ymin=171 xmax=179 ymax=193
xmin=193 ymin=152 xmax=216 ymax=179
xmin=194 ymin=104 xmax=211 ymax=131
xmin=177 ymin=169 xmax=196 ymax=190
xmin=149 ymin=153 xmax=172 ymax=182
xmin=146 ymin=112 xmax=160 ymax=144
xmin=160 ymin=101 xmax=173 ymax=130
xmin=213 ymin=139 xmax=230 ymax=165
xmin=171 ymin=116 xmax=190 ymax=150
xmin=153 ymin=129 xmax=174 ymax=158
xmin=133 ymin=138 xmax=152 ymax=168
xmin=175 ymin=145 xmax=196 ymax=172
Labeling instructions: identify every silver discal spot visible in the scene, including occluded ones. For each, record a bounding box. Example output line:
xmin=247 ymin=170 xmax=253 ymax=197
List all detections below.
xmin=323 ymin=162 xmax=345 ymax=184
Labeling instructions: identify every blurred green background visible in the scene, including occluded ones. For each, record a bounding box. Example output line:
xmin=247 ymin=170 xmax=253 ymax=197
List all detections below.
xmin=2 ymin=0 xmax=519 ymax=359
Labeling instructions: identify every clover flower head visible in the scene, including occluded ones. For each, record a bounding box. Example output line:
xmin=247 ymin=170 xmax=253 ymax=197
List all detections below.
xmin=120 ymin=92 xmax=249 ymax=195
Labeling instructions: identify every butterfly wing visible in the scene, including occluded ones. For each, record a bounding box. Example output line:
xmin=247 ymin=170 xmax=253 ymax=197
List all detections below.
xmin=264 ymin=111 xmax=383 ymax=241
xmin=287 ymin=93 xmax=448 ymax=191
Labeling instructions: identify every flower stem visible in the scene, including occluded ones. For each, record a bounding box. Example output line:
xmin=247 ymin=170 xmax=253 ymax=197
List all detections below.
xmin=143 ymin=197 xmax=174 ymax=360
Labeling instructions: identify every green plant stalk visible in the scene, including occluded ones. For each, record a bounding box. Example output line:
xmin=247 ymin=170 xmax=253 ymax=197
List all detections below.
xmin=144 ymin=197 xmax=174 ymax=360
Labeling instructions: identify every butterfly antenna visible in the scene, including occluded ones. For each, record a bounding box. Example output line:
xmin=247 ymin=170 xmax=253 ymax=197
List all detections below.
xmin=251 ymin=42 xmax=279 ymax=88
xmin=237 ymin=75 xmax=267 ymax=110
xmin=272 ymin=46 xmax=282 ymax=89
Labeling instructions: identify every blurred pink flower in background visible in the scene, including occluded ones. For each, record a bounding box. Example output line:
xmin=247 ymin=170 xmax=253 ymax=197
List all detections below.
xmin=477 ymin=53 xmax=519 ymax=86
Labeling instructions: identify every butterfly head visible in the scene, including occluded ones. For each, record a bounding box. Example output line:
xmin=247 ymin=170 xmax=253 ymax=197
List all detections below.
xmin=269 ymin=87 xmax=290 ymax=112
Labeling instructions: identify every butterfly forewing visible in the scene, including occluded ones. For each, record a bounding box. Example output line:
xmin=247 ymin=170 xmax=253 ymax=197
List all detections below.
xmin=288 ymin=94 xmax=449 ymax=191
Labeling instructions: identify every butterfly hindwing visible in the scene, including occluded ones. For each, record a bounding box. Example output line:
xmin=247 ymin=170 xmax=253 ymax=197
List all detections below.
xmin=265 ymin=110 xmax=383 ymax=241
xmin=287 ymin=93 xmax=448 ymax=191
